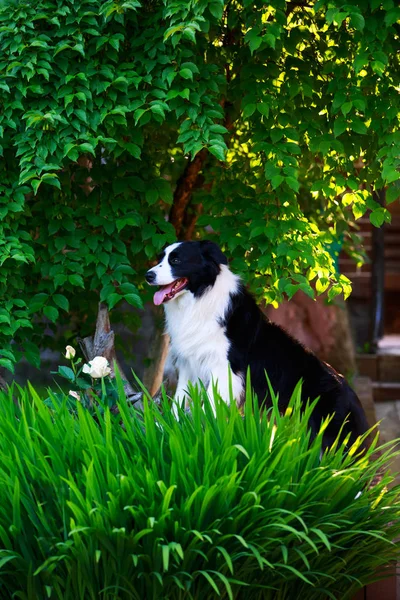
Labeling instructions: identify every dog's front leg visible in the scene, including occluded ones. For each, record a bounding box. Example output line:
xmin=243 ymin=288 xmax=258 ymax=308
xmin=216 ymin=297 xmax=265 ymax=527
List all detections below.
xmin=172 ymin=363 xmax=193 ymax=419
xmin=207 ymin=364 xmax=244 ymax=414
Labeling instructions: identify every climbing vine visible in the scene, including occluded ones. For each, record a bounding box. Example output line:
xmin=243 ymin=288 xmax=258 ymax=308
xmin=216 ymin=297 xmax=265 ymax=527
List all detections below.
xmin=0 ymin=0 xmax=399 ymax=372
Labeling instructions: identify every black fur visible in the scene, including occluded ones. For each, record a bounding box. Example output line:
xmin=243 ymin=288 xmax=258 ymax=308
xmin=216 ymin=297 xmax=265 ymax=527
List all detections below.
xmin=224 ymin=284 xmax=369 ymax=450
xmin=167 ymin=241 xmax=227 ymax=298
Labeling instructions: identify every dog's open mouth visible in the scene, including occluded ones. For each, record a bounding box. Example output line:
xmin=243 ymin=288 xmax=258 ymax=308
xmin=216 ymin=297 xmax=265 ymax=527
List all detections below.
xmin=153 ymin=278 xmax=188 ymax=305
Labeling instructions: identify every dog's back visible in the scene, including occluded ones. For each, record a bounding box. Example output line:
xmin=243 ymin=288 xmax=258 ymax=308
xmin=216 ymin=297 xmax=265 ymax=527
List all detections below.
xmin=223 ymin=284 xmax=369 ymax=449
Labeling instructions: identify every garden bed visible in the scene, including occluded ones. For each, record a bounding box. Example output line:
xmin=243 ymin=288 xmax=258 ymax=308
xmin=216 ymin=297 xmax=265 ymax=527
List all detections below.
xmin=0 ymin=381 xmax=398 ymax=599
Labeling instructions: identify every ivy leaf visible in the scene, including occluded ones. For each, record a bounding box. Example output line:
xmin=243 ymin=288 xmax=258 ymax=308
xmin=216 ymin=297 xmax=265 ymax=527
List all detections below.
xmin=271 ymin=175 xmax=284 ymax=189
xmin=285 ymin=177 xmax=300 ymax=192
xmin=353 ymin=53 xmax=369 ymax=74
xmin=151 ymin=105 xmax=165 ymax=119
xmin=179 ymin=68 xmax=193 ymax=80
xmin=298 ymin=282 xmax=314 ymax=299
xmin=316 ymin=278 xmax=330 ymax=294
xmin=353 ymin=98 xmax=366 ymax=111
xmin=124 ymin=294 xmax=143 ymax=308
xmin=0 ymin=349 xmax=15 ymax=361
xmin=350 ymin=13 xmax=365 ymax=30
xmin=341 ymin=102 xmax=352 ymax=116
xmin=156 ymin=179 xmax=173 ymax=203
xmin=124 ymin=143 xmax=141 ymax=159
xmin=107 ymin=293 xmax=122 ymax=309
xmin=342 ymin=192 xmax=356 ymax=207
xmin=384 ymin=8 xmax=400 ymax=27
xmin=30 ymin=293 xmax=49 ymax=312
xmin=43 ymin=305 xmax=59 ymax=322
xmin=382 ymin=167 xmax=400 ymax=184
xmin=265 ymin=163 xmax=280 ymax=179
xmin=69 ymin=274 xmax=85 ymax=288
xmin=182 ymin=27 xmax=196 ymax=43
xmin=327 ymin=285 xmax=343 ymax=301
xmin=53 ymin=294 xmax=69 ymax=312
xmin=119 ymin=283 xmax=138 ymax=295
xmin=42 ymin=176 xmax=61 ymax=189
xmin=208 ymin=145 xmax=225 ymax=161
xmin=263 ymin=33 xmax=276 ymax=49
xmin=31 ymin=179 xmax=41 ymax=195
xmin=78 ymin=142 xmax=96 ymax=155
xmin=352 ymin=202 xmax=365 ymax=220
xmin=249 ymin=35 xmax=262 ymax=53
xmin=0 ymin=358 xmax=14 ymax=373
xmin=334 ymin=117 xmax=347 ymax=137
xmin=351 ymin=120 xmax=367 ymax=134
xmin=257 ymin=103 xmax=270 ymax=117
xmin=243 ymin=104 xmax=256 ymax=118
xmin=145 ymin=188 xmax=159 ymax=205
xmin=284 ymin=284 xmax=300 ymax=299
xmin=386 ymin=185 xmax=400 ymax=205
xmin=209 ymin=124 xmax=228 ymax=134
xmin=370 ymin=208 xmax=385 ymax=227
xmin=370 ymin=0 xmax=381 ymax=10
xmin=270 ymin=129 xmax=283 ymax=143
xmin=209 ymin=1 xmax=224 ymax=19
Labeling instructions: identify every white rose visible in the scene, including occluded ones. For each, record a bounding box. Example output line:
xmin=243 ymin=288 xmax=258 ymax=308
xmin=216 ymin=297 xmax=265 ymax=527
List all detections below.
xmin=69 ymin=390 xmax=80 ymax=401
xmin=82 ymin=356 xmax=111 ymax=379
xmin=65 ymin=345 xmax=76 ymax=359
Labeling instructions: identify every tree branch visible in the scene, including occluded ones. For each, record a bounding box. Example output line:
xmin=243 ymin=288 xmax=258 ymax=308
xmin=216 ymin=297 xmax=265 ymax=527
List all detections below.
xmin=183 ymin=202 xmax=204 ymax=241
xmin=169 ymin=149 xmax=208 ymax=238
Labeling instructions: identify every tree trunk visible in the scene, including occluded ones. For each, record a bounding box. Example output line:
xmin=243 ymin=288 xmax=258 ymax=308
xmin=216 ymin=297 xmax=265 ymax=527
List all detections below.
xmin=169 ymin=149 xmax=208 ymax=238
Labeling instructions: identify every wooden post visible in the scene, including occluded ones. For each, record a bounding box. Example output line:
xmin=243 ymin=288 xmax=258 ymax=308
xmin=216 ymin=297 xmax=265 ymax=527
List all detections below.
xmin=370 ymin=189 xmax=386 ymax=351
xmin=142 ymin=330 xmax=171 ymax=396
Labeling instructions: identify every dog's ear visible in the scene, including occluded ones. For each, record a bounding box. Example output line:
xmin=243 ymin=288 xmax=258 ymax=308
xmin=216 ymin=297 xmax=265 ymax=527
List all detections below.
xmin=199 ymin=240 xmax=228 ymax=266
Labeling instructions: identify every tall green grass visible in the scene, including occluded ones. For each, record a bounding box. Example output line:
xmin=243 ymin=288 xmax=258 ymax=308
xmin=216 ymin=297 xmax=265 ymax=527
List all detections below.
xmin=0 ymin=377 xmax=398 ymax=599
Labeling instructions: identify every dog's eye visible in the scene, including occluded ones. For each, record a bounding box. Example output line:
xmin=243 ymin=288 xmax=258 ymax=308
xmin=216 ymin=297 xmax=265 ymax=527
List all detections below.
xmin=170 ymin=257 xmax=180 ymax=265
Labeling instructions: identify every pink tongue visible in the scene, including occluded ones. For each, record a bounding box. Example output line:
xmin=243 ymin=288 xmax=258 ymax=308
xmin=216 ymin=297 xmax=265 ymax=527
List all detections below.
xmin=154 ymin=282 xmax=176 ymax=306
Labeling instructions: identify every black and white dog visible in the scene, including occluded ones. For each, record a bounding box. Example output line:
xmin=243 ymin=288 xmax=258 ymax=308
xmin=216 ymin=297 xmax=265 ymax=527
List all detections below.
xmin=145 ymin=240 xmax=369 ymax=449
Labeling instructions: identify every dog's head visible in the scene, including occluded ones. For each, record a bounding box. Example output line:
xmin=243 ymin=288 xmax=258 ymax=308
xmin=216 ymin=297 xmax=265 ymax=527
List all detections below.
xmin=145 ymin=241 xmax=228 ymax=305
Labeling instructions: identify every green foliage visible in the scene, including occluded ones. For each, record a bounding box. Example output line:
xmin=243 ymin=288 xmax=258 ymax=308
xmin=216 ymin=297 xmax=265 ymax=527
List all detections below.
xmin=0 ymin=0 xmax=399 ymax=371
xmin=0 ymin=379 xmax=398 ymax=599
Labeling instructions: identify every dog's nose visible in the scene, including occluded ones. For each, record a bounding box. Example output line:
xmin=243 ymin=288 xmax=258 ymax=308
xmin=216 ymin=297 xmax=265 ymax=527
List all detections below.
xmin=145 ymin=270 xmax=156 ymax=284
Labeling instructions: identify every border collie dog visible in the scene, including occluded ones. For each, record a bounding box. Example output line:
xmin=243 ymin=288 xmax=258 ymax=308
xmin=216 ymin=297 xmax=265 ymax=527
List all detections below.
xmin=145 ymin=240 xmax=369 ymax=449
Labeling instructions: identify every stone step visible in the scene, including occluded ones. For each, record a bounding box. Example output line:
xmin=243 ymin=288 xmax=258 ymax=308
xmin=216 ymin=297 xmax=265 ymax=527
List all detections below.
xmin=373 ymin=382 xmax=400 ymax=403
xmin=356 ymin=354 xmax=378 ymax=380
xmin=357 ymin=354 xmax=400 ymax=382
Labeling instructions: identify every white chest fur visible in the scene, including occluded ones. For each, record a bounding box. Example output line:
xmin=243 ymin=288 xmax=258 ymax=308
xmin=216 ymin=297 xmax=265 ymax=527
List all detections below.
xmin=163 ymin=266 xmax=244 ymax=405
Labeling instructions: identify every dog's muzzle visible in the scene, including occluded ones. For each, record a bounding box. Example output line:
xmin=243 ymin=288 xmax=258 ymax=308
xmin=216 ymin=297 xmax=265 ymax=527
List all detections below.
xmin=145 ymin=270 xmax=156 ymax=284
